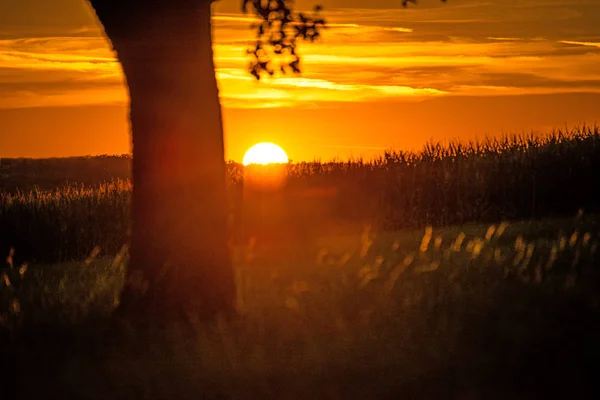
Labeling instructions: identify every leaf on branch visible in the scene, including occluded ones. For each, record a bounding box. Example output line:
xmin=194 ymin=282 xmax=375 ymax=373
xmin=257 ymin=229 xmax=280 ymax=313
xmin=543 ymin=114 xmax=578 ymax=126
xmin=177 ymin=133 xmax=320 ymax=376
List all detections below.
xmin=242 ymin=0 xmax=326 ymax=80
xmin=241 ymin=0 xmax=447 ymax=80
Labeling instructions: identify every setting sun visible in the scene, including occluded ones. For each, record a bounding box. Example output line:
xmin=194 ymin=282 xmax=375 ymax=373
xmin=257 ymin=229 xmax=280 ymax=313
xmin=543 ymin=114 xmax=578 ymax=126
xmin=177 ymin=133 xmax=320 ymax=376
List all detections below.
xmin=243 ymin=142 xmax=289 ymax=166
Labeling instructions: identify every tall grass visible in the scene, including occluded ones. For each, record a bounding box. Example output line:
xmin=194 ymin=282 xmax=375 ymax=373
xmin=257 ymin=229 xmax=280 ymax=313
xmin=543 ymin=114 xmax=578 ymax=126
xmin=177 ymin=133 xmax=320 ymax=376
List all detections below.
xmin=1 ymin=126 xmax=599 ymax=264
xmin=1 ymin=181 xmax=130 ymax=264
xmin=2 ymin=217 xmax=600 ymax=398
xmin=290 ymin=125 xmax=600 ymax=227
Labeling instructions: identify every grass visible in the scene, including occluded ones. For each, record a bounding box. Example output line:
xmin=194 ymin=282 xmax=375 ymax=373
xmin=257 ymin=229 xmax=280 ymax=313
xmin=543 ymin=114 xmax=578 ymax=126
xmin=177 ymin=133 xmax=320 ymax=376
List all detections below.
xmin=2 ymin=125 xmax=600 ymax=397
xmin=2 ymin=214 xmax=600 ymax=398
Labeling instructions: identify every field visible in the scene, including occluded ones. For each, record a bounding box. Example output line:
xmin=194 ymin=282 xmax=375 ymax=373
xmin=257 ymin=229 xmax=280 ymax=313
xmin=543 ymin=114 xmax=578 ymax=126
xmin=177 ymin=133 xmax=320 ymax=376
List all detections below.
xmin=2 ymin=126 xmax=600 ymax=265
xmin=3 ymin=216 xmax=600 ymax=398
xmin=2 ymin=126 xmax=600 ymax=398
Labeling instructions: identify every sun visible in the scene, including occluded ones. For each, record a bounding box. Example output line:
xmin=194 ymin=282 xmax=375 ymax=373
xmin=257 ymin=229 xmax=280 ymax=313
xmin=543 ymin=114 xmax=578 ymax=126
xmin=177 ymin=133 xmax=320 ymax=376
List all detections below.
xmin=243 ymin=142 xmax=289 ymax=166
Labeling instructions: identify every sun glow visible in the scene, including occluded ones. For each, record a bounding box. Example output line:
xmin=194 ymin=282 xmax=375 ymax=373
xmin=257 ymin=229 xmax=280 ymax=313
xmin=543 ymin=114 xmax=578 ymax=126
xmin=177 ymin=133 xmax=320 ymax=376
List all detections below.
xmin=243 ymin=142 xmax=289 ymax=166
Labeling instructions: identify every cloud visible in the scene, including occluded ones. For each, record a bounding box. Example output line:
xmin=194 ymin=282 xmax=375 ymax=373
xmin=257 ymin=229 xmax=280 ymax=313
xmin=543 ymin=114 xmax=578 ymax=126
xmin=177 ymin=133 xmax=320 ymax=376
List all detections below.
xmin=559 ymin=40 xmax=600 ymax=48
xmin=0 ymin=0 xmax=599 ymax=109
xmin=215 ymin=70 xmax=446 ymax=108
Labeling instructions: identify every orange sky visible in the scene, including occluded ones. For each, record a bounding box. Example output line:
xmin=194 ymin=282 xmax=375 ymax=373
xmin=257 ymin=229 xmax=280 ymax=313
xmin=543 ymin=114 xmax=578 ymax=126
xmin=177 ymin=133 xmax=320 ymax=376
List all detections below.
xmin=1 ymin=0 xmax=599 ymax=162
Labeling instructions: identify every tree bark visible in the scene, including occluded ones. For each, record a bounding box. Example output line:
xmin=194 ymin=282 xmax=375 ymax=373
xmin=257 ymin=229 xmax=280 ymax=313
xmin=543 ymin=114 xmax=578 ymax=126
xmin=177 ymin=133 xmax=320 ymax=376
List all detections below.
xmin=88 ymin=0 xmax=236 ymax=322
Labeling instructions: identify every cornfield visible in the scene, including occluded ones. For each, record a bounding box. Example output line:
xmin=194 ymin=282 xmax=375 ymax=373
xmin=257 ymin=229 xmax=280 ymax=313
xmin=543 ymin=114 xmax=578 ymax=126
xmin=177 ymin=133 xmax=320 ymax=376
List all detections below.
xmin=1 ymin=125 xmax=599 ymax=264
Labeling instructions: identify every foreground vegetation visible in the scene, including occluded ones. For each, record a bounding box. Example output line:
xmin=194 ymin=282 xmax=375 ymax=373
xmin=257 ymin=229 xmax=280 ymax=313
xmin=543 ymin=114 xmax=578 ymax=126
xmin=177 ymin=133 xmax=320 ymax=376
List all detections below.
xmin=2 ymin=126 xmax=600 ymax=265
xmin=2 ymin=127 xmax=600 ymax=397
xmin=2 ymin=215 xmax=599 ymax=398
xmin=3 ymin=0 xmax=594 ymax=394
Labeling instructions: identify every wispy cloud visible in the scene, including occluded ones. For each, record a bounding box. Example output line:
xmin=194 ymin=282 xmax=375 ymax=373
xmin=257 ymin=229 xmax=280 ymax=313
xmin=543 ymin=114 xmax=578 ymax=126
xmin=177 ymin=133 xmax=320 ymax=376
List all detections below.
xmin=0 ymin=0 xmax=599 ymax=109
xmin=559 ymin=40 xmax=600 ymax=48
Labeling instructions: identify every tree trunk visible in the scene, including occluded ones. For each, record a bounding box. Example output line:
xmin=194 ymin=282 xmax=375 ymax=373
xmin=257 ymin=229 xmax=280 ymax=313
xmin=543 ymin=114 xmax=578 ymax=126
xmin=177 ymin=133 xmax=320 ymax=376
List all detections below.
xmin=88 ymin=0 xmax=236 ymax=322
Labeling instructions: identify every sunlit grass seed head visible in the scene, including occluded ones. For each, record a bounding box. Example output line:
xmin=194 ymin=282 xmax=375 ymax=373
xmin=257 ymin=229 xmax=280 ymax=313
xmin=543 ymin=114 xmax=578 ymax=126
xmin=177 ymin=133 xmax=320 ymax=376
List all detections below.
xmin=485 ymin=225 xmax=496 ymax=242
xmin=523 ymin=243 xmax=535 ymax=267
xmin=452 ymin=232 xmax=466 ymax=252
xmin=582 ymin=232 xmax=591 ymax=247
xmin=559 ymin=236 xmax=567 ymax=251
xmin=569 ymin=230 xmax=579 ymax=247
xmin=470 ymin=238 xmax=485 ymax=259
xmin=495 ymin=222 xmax=509 ymax=239
xmin=513 ymin=246 xmax=526 ymax=267
xmin=5 ymin=248 xmax=15 ymax=269
xmin=84 ymin=246 xmax=101 ymax=265
xmin=2 ymin=273 xmax=10 ymax=287
xmin=546 ymin=245 xmax=558 ymax=271
xmin=338 ymin=252 xmax=352 ymax=267
xmin=420 ymin=226 xmax=433 ymax=252
xmin=11 ymin=299 xmax=20 ymax=314
xmin=514 ymin=235 xmax=524 ymax=251
xmin=414 ymin=260 xmax=441 ymax=273
xmin=111 ymin=245 xmax=129 ymax=269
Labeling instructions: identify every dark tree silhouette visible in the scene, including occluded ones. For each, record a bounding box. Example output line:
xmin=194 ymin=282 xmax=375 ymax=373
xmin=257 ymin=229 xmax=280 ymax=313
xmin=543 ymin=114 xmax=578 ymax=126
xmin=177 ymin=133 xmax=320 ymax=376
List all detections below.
xmin=88 ymin=0 xmax=234 ymax=322
xmin=86 ymin=0 xmax=444 ymax=323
